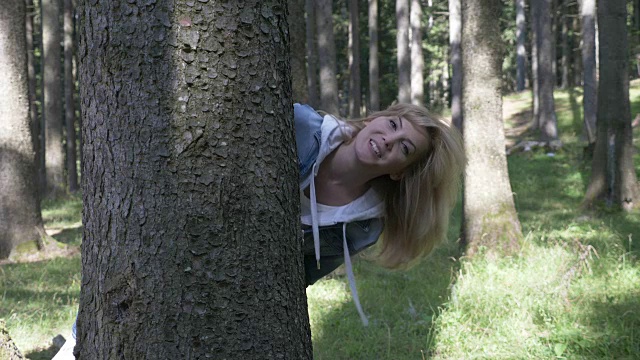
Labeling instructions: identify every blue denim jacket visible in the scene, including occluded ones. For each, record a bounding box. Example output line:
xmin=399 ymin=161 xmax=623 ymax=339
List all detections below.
xmin=294 ymin=104 xmax=384 ymax=286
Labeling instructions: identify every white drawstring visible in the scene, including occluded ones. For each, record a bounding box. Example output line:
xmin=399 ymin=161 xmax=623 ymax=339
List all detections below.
xmin=343 ymin=223 xmax=369 ymax=326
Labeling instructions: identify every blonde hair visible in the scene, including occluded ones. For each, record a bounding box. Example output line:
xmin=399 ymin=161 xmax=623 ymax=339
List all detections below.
xmin=347 ymin=103 xmax=465 ymax=269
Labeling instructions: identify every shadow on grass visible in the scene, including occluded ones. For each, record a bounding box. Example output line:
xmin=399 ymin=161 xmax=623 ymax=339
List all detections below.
xmin=50 ymin=226 xmax=83 ymax=247
xmin=25 ymin=345 xmax=58 ymax=360
xmin=309 ymin=210 xmax=464 ymax=359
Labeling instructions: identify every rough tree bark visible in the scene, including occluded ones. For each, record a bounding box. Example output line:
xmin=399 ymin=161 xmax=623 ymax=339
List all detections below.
xmin=449 ymin=0 xmax=462 ymax=129
xmin=580 ymin=0 xmax=597 ymax=144
xmin=396 ymin=0 xmax=411 ymax=103
xmin=42 ymin=0 xmax=65 ymax=196
xmin=348 ymin=0 xmax=361 ymax=118
xmin=410 ymin=0 xmax=423 ymax=106
xmin=515 ymin=0 xmax=526 ymax=92
xmin=64 ymin=0 xmax=78 ymax=192
xmin=462 ymin=0 xmax=523 ymax=256
xmin=316 ymin=0 xmax=339 ymax=114
xmin=75 ymin=1 xmax=312 ymax=358
xmin=289 ymin=0 xmax=307 ymax=103
xmin=368 ymin=0 xmax=379 ymax=112
xmin=305 ymin=0 xmax=319 ymax=108
xmin=583 ymin=0 xmax=640 ymax=210
xmin=0 ymin=0 xmax=46 ymax=259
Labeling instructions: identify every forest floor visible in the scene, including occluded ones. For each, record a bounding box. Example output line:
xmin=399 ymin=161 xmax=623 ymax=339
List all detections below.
xmin=1 ymin=85 xmax=639 ymax=359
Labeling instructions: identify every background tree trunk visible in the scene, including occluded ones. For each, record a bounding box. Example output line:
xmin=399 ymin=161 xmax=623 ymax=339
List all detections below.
xmin=316 ymin=0 xmax=339 ymax=114
xmin=560 ymin=0 xmax=570 ymax=90
xmin=76 ymin=1 xmax=313 ymax=358
xmin=368 ymin=0 xmax=379 ymax=112
xmin=348 ymin=0 xmax=361 ymax=118
xmin=531 ymin=0 xmax=540 ymax=127
xmin=305 ymin=0 xmax=319 ymax=108
xmin=535 ymin=0 xmax=559 ymax=141
xmin=0 ymin=0 xmax=46 ymax=259
xmin=410 ymin=0 xmax=423 ymax=106
xmin=515 ymin=0 xmax=526 ymax=91
xmin=26 ymin=0 xmax=38 ymax=157
xmin=461 ymin=0 xmax=523 ymax=256
xmin=584 ymin=0 xmax=640 ymax=210
xmin=396 ymin=0 xmax=411 ymax=103
xmin=580 ymin=0 xmax=597 ymax=144
xmin=449 ymin=0 xmax=462 ymax=129
xmin=290 ymin=0 xmax=307 ymax=104
xmin=42 ymin=0 xmax=65 ymax=196
xmin=64 ymin=0 xmax=78 ymax=193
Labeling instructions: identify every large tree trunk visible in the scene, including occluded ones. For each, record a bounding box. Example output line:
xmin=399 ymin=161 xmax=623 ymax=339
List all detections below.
xmin=316 ymin=0 xmax=339 ymax=114
xmin=290 ymin=0 xmax=307 ymax=103
xmin=396 ymin=0 xmax=411 ymax=103
xmin=42 ymin=0 xmax=65 ymax=196
xmin=584 ymin=0 xmax=640 ymax=210
xmin=410 ymin=0 xmax=424 ymax=106
xmin=535 ymin=0 xmax=559 ymax=141
xmin=0 ymin=0 xmax=46 ymax=259
xmin=348 ymin=0 xmax=361 ymax=118
xmin=64 ymin=0 xmax=78 ymax=193
xmin=449 ymin=0 xmax=462 ymax=129
xmin=580 ymin=0 xmax=597 ymax=144
xmin=368 ymin=0 xmax=379 ymax=112
xmin=305 ymin=0 xmax=319 ymax=108
xmin=75 ymin=1 xmax=313 ymax=358
xmin=515 ymin=0 xmax=526 ymax=91
xmin=461 ymin=0 xmax=523 ymax=256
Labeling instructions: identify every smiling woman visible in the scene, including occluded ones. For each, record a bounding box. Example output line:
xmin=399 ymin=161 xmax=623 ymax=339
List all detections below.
xmin=296 ymin=102 xmax=465 ymax=325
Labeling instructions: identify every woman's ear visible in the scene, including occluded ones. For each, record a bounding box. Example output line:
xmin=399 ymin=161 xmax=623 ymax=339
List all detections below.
xmin=390 ymin=172 xmax=404 ymax=181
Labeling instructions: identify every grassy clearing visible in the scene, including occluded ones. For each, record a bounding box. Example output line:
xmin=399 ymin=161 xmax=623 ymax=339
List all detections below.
xmin=1 ymin=86 xmax=639 ymax=359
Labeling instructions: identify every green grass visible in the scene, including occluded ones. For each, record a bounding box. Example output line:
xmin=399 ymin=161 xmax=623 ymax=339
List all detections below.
xmin=1 ymin=87 xmax=639 ymax=359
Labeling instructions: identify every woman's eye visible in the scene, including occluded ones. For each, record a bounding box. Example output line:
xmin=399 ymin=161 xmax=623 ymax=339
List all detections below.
xmin=402 ymin=143 xmax=409 ymax=155
xmin=390 ymin=119 xmax=397 ymax=130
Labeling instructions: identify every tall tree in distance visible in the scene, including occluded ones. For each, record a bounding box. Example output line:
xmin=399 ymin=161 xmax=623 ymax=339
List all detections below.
xmin=289 ymin=0 xmax=307 ymax=103
xmin=305 ymin=0 xmax=319 ymax=108
xmin=64 ymin=0 xmax=78 ymax=192
xmin=461 ymin=0 xmax=523 ymax=255
xmin=580 ymin=0 xmax=597 ymax=145
xmin=515 ymin=0 xmax=526 ymax=92
xmin=26 ymin=0 xmax=38 ymax=155
xmin=0 ymin=0 xmax=47 ymax=259
xmin=316 ymin=0 xmax=339 ymax=114
xmin=76 ymin=0 xmax=312 ymax=357
xmin=42 ymin=0 xmax=65 ymax=196
xmin=368 ymin=0 xmax=379 ymax=112
xmin=530 ymin=0 xmax=540 ymax=126
xmin=449 ymin=0 xmax=462 ymax=129
xmin=560 ymin=0 xmax=570 ymax=89
xmin=348 ymin=0 xmax=361 ymax=118
xmin=534 ymin=0 xmax=559 ymax=142
xmin=584 ymin=1 xmax=639 ymax=210
xmin=396 ymin=0 xmax=411 ymax=103
xmin=410 ymin=0 xmax=424 ymax=106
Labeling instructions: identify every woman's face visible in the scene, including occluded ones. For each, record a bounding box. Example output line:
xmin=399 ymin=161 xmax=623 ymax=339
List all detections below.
xmin=353 ymin=115 xmax=430 ymax=180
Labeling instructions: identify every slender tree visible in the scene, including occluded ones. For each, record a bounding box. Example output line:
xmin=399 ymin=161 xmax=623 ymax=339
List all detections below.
xmin=26 ymin=0 xmax=38 ymax=154
xmin=396 ymin=0 xmax=411 ymax=103
xmin=410 ymin=0 xmax=424 ymax=106
xmin=348 ymin=0 xmax=361 ymax=118
xmin=305 ymin=0 xmax=319 ymax=108
xmin=75 ymin=1 xmax=312 ymax=357
xmin=316 ymin=0 xmax=339 ymax=114
xmin=580 ymin=0 xmax=597 ymax=144
xmin=64 ymin=0 xmax=78 ymax=192
xmin=530 ymin=0 xmax=540 ymax=126
xmin=534 ymin=0 xmax=559 ymax=141
xmin=461 ymin=0 xmax=523 ymax=255
xmin=42 ymin=0 xmax=65 ymax=196
xmin=583 ymin=0 xmax=639 ymax=210
xmin=449 ymin=0 xmax=462 ymax=129
xmin=560 ymin=0 xmax=570 ymax=89
xmin=368 ymin=0 xmax=379 ymax=112
xmin=290 ymin=0 xmax=307 ymax=103
xmin=0 ymin=0 xmax=47 ymax=259
xmin=515 ymin=0 xmax=526 ymax=91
